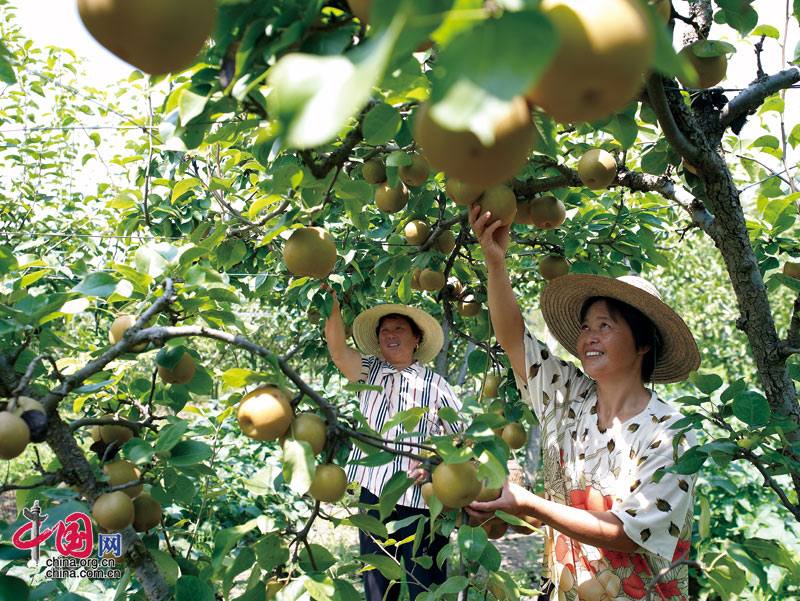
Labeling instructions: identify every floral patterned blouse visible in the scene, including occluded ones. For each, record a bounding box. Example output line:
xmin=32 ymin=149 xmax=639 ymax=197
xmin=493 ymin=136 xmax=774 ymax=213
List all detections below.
xmin=514 ymin=328 xmax=696 ymax=601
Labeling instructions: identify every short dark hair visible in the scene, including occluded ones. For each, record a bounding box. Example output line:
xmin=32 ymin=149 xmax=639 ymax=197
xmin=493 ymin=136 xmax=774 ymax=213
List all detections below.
xmin=376 ymin=313 xmax=423 ymax=342
xmin=579 ymin=296 xmax=663 ymax=383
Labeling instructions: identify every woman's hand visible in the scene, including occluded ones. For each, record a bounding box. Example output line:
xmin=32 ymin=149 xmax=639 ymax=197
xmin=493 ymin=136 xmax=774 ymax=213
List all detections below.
xmin=407 ymin=460 xmax=428 ymax=485
xmin=465 ymin=481 xmax=535 ymax=521
xmin=468 ymin=204 xmax=511 ymax=269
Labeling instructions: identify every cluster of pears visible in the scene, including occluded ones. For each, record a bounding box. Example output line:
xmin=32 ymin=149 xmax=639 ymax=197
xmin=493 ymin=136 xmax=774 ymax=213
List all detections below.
xmin=109 ymin=314 xmax=197 ymax=385
xmin=236 ymin=386 xmax=348 ymax=503
xmin=403 ymin=220 xmax=456 ymax=254
xmin=481 ymin=375 xmax=528 ymax=450
xmin=77 ymin=0 xmax=216 ymax=75
xmin=0 ymin=397 xmax=49 ymax=461
xmin=89 ymin=418 xmax=162 ymax=534
xmin=447 ymin=179 xmax=571 ymax=282
xmin=364 ymin=152 xmax=430 ymax=215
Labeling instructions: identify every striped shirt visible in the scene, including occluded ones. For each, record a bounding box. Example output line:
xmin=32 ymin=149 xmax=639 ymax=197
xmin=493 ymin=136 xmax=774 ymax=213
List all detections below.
xmin=346 ymin=354 xmax=462 ymax=509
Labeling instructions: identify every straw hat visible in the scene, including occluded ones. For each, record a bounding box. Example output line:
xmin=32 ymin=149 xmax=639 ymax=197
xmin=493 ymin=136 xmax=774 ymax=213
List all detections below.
xmin=540 ymin=274 xmax=700 ymax=383
xmin=352 ymin=304 xmax=444 ymax=364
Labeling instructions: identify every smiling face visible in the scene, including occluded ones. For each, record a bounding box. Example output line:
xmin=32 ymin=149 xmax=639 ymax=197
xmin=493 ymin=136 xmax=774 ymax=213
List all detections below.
xmin=577 ymin=300 xmax=649 ymax=383
xmin=377 ymin=315 xmax=420 ymax=367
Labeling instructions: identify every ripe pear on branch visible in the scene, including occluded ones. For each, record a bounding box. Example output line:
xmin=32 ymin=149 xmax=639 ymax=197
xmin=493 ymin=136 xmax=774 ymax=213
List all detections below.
xmin=526 ymin=0 xmax=654 ymax=124
xmin=237 ymin=386 xmax=293 ymax=442
xmin=77 ymin=0 xmax=217 ymax=75
xmin=516 ymin=196 xmax=566 ymax=229
xmin=283 ymin=227 xmax=338 ymax=279
xmin=415 ymin=97 xmax=539 ymax=189
xmin=578 ymin=149 xmax=618 ymax=190
xmin=309 ymin=463 xmax=348 ymax=502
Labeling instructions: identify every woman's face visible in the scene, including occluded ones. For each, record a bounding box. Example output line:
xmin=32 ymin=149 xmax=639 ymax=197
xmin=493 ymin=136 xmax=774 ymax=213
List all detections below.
xmin=577 ymin=300 xmax=648 ymax=382
xmin=378 ymin=316 xmax=420 ymax=365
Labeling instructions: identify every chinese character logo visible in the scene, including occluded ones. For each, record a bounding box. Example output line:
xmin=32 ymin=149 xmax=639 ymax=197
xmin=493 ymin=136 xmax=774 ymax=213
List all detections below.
xmin=11 ymin=501 xmax=94 ymax=563
xmin=98 ymin=533 xmax=122 ymax=559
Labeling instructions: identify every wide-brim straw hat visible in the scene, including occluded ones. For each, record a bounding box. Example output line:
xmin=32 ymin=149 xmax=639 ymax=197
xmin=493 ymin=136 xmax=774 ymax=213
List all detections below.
xmin=353 ymin=304 xmax=444 ymax=364
xmin=540 ymin=275 xmax=700 ymax=383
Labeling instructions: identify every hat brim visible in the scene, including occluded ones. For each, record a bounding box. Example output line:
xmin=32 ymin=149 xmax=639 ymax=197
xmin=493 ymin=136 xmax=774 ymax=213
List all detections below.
xmin=540 ymin=275 xmax=700 ymax=383
xmin=352 ymin=304 xmax=444 ymax=364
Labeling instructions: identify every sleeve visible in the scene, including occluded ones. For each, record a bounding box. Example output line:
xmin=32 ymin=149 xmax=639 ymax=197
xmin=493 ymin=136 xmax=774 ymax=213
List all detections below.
xmin=609 ymin=421 xmax=697 ymax=560
xmin=358 ymin=354 xmax=377 ymax=383
xmin=435 ymin=378 xmax=463 ymax=435
xmin=513 ymin=326 xmax=593 ymax=425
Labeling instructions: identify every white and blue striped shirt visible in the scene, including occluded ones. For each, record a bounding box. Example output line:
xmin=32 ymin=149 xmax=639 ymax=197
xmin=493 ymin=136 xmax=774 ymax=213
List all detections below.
xmin=346 ymin=354 xmax=462 ymax=508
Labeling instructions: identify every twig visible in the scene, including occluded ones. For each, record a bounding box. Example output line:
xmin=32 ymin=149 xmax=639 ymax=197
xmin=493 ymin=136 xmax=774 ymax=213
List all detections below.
xmin=646 ymin=74 xmax=700 ymax=164
xmin=11 ymin=354 xmax=63 ymax=397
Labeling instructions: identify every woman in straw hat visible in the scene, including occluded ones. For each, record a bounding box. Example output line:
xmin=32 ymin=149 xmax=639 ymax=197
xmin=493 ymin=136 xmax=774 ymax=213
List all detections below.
xmin=322 ymin=287 xmax=462 ymax=601
xmin=465 ymin=206 xmax=700 ymax=600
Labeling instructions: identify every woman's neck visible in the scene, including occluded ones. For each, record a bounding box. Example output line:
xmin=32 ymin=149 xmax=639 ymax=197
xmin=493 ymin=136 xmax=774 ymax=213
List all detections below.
xmin=595 ymin=378 xmax=651 ymax=427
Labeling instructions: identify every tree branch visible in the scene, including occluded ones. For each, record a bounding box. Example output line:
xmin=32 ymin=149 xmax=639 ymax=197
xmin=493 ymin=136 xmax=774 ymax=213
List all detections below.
xmin=646 ymin=74 xmax=701 ymax=164
xmin=720 ymin=67 xmax=800 ymax=131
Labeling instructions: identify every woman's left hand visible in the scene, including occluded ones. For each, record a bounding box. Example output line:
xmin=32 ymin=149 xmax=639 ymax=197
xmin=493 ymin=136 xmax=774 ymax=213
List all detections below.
xmin=465 ymin=481 xmax=535 ymax=521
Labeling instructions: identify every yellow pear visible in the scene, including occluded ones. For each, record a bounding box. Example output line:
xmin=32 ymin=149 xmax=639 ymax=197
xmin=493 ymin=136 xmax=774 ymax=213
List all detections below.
xmin=309 ymin=464 xmax=348 ymax=502
xmin=92 ymin=491 xmax=134 ymax=532
xmin=446 ymin=179 xmax=484 ymax=206
xmin=157 ymin=350 xmax=196 ymax=385
xmin=399 ymin=154 xmax=430 ymax=187
xmin=283 ymin=227 xmax=338 ymax=279
xmin=578 ymin=149 xmax=617 ymax=189
xmin=103 ymin=460 xmax=143 ymax=498
xmin=783 ymin=262 xmax=800 ymax=279
xmin=539 ymin=255 xmax=571 ymax=281
xmin=133 ymin=493 xmax=163 ymax=532
xmin=99 ymin=415 xmax=135 ymax=446
xmin=526 ymin=0 xmax=654 ymax=123
xmin=482 ymin=373 xmax=501 ymax=399
xmin=375 ymin=183 xmax=408 ymax=213
xmin=517 ymin=196 xmax=566 ymax=229
xmin=362 ymin=157 xmax=386 ymax=184
xmin=435 ymin=230 xmax=456 ymax=254
xmin=415 ymin=97 xmax=539 ymax=189
xmin=237 ymin=386 xmax=293 ymax=441
xmin=501 ymin=423 xmax=527 ymax=450
xmin=108 ymin=314 xmax=147 ymax=351
xmin=418 ymin=269 xmax=446 ymax=292
xmin=678 ymin=42 xmax=728 ymax=89
xmin=289 ymin=413 xmax=327 ymax=455
xmin=0 ymin=412 xmax=30 ymax=459
xmin=474 ymin=185 xmax=517 ymax=227
xmin=404 ymin=220 xmax=431 ymax=246
xmin=431 ymin=462 xmax=481 ymax=508
xmin=77 ymin=0 xmax=216 ymax=75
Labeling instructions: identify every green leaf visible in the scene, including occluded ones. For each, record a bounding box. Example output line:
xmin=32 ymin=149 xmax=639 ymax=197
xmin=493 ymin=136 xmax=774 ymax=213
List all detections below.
xmin=176 ymin=575 xmax=214 ymax=601
xmin=434 ymin=576 xmax=469 ymax=598
xmin=478 ymin=542 xmax=502 ymax=571
xmin=73 ymin=272 xmax=119 ymax=298
xmin=743 ymin=537 xmax=798 ymax=572
xmin=154 ymin=422 xmax=189 ymax=454
xmin=429 ymin=11 xmax=557 ymax=143
xmin=378 ymin=471 xmax=413 ymax=520
xmin=156 ymin=345 xmax=189 ymax=370
xmin=689 ymin=40 xmax=737 ymax=58
xmin=305 ymin=574 xmax=336 ymax=601
xmin=150 ymin=548 xmax=181 ymax=586
xmin=216 ymin=239 xmax=248 ymax=269
xmin=651 ymin=12 xmax=693 ymax=81
xmin=253 ymin=533 xmax=291 ymax=572
xmin=668 ymin=446 xmax=707 ymax=475
xmin=345 ymin=514 xmax=389 ymax=539
xmin=457 ymin=525 xmax=488 ymax=563
xmin=221 ymin=368 xmax=273 ymax=389
xmin=751 ymin=24 xmax=780 ymax=39
xmin=211 ymin=518 xmax=261 ymax=572
xmin=363 ymin=103 xmax=402 ymax=145
xmin=267 ymin=14 xmax=404 ymax=148
xmin=0 ymin=575 xmax=29 ymax=601
xmin=179 ymin=90 xmax=209 ymax=125
xmin=606 ymin=114 xmax=638 ymax=149
xmin=282 ymin=439 xmax=315 ymax=495
xmin=360 ymin=554 xmax=403 ymax=581
xmin=732 ymin=391 xmax=771 ymax=427
xmin=299 ymin=544 xmax=336 ymax=573
xmin=691 ymin=373 xmax=723 ymax=395
xmin=169 ymin=440 xmax=213 ymax=466
xmin=715 ymin=0 xmax=758 ymax=35
xmin=704 ymin=554 xmax=747 ymax=597
xmin=171 ymin=177 xmax=201 ymax=202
